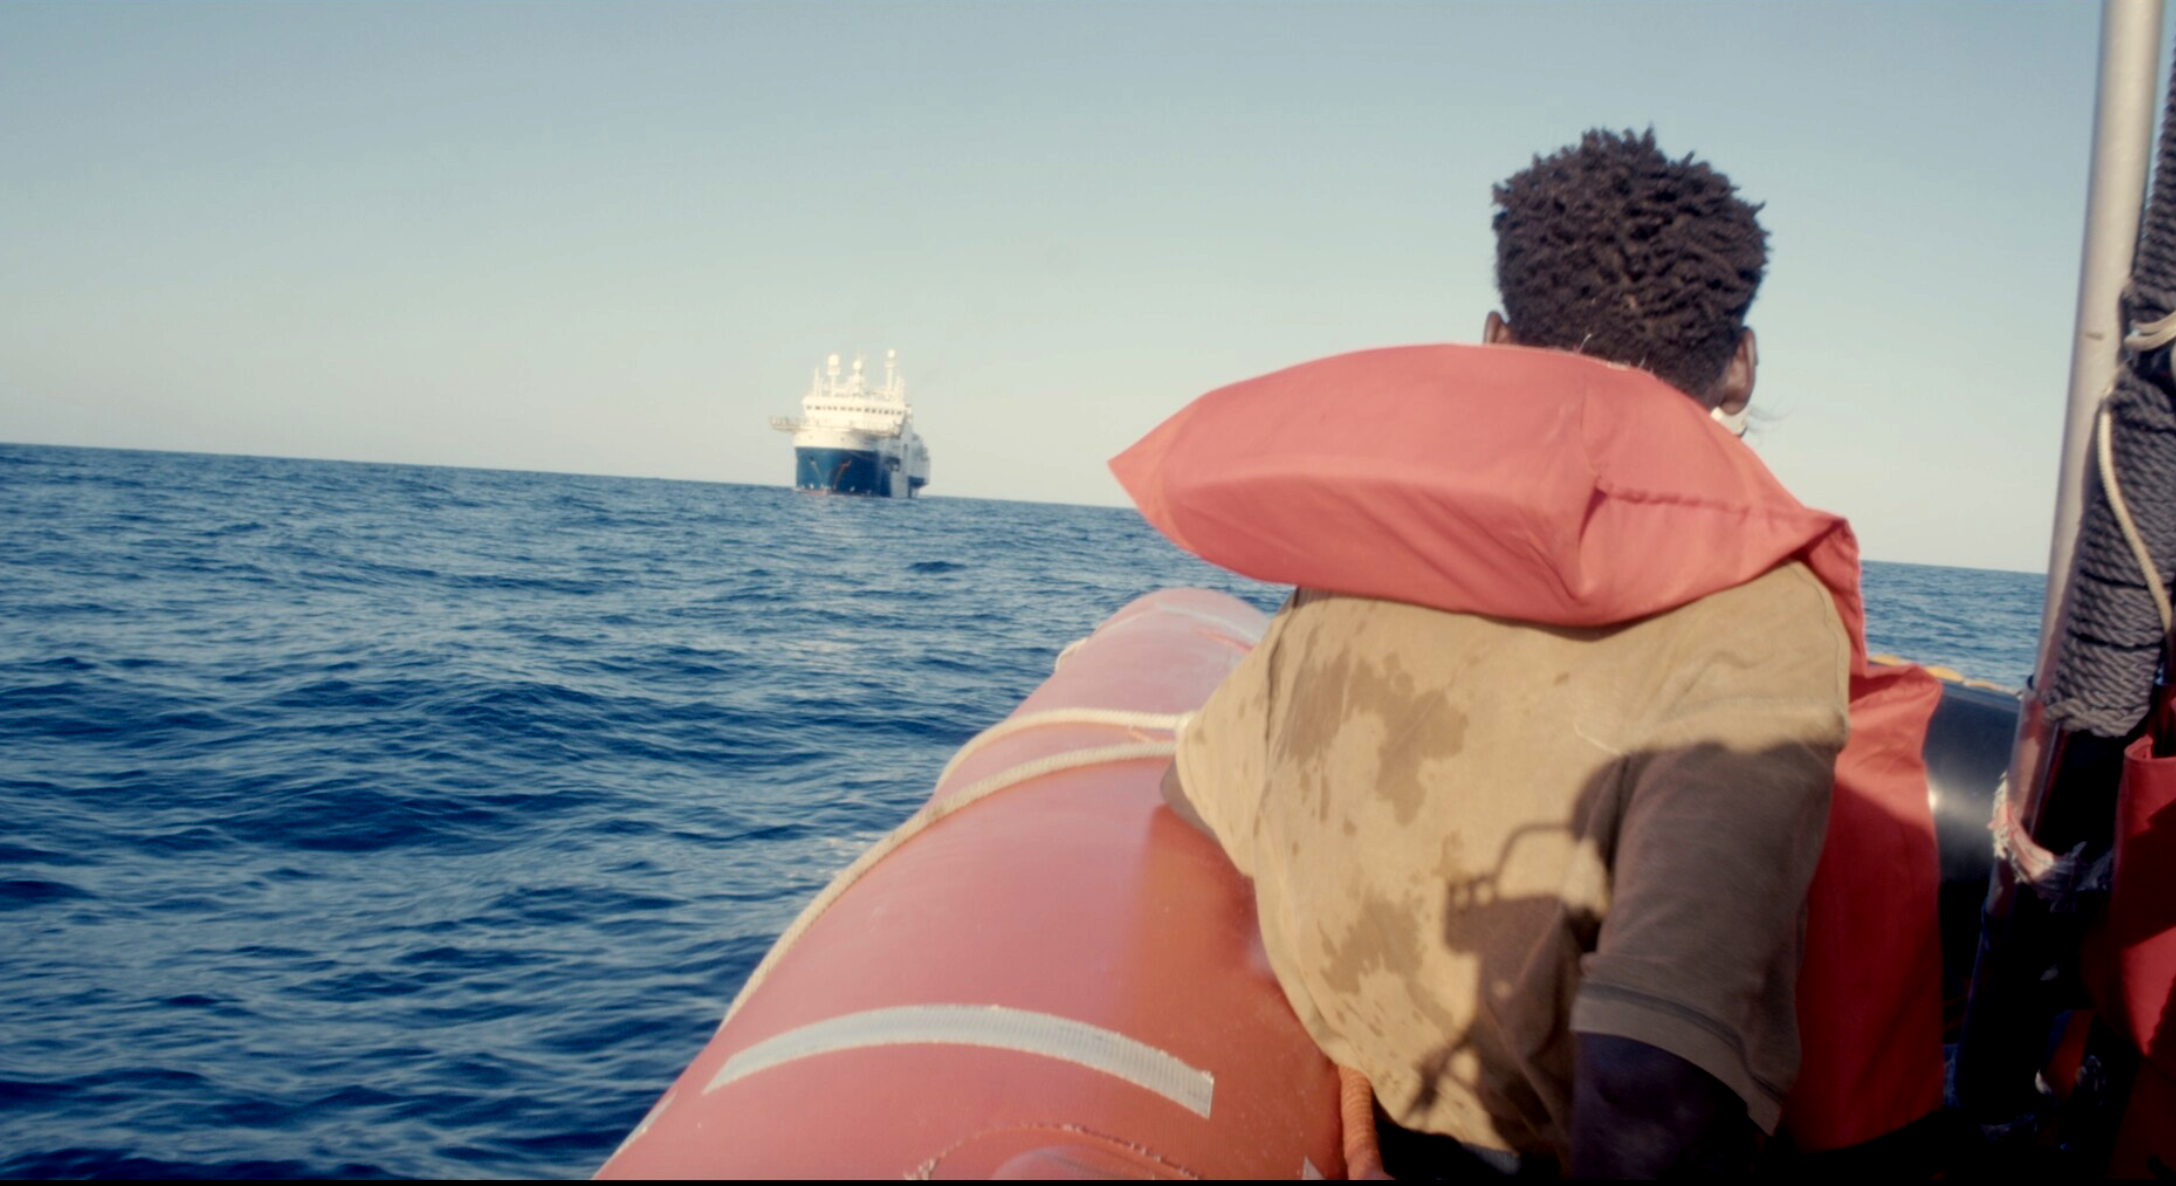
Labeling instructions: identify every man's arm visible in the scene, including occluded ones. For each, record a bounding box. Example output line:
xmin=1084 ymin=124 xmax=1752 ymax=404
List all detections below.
xmin=1571 ymin=1033 xmax=1753 ymax=1177
xmin=1568 ymin=732 xmax=1830 ymax=1176
xmin=1569 ymin=566 xmax=1848 ymax=1174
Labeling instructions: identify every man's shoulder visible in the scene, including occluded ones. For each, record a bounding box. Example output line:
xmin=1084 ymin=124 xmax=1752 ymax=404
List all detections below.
xmin=1642 ymin=562 xmax=1855 ymax=731
xmin=1281 ymin=573 xmax=1837 ymax=647
xmin=1664 ymin=562 xmax=1849 ymax=661
xmin=1686 ymin=560 xmax=1836 ymax=615
xmin=1281 ymin=587 xmax=1602 ymax=639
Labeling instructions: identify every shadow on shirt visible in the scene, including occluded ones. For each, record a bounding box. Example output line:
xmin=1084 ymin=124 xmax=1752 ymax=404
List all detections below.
xmin=1289 ymin=737 xmax=1833 ymax=1178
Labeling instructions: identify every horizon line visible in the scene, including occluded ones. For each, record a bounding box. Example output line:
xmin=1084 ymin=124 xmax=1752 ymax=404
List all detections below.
xmin=0 ymin=437 xmax=2051 ymax=577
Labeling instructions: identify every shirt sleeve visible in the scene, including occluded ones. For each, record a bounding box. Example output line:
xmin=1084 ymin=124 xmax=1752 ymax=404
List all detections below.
xmin=1170 ymin=605 xmax=1288 ymax=880
xmin=1569 ymin=567 xmax=1851 ymax=1134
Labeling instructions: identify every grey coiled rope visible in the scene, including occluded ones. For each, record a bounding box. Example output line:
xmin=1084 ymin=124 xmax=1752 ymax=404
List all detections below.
xmin=2043 ymin=45 xmax=2176 ymax=739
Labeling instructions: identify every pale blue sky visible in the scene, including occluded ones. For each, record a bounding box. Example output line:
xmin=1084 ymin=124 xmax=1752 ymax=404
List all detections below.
xmin=0 ymin=2 xmax=2149 ymax=570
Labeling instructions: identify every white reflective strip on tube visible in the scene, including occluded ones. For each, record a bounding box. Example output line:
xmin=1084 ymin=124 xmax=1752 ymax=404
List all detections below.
xmin=703 ymin=1004 xmax=1215 ymax=1118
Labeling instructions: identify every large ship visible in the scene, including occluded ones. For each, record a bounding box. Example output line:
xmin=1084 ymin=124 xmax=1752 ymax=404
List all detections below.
xmin=769 ymin=350 xmax=931 ymax=498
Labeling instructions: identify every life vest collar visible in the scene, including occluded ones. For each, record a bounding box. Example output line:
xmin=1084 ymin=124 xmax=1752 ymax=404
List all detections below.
xmin=1110 ymin=343 xmax=1869 ymax=670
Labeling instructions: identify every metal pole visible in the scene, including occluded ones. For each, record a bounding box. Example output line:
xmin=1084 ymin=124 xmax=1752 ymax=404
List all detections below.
xmin=1958 ymin=0 xmax=2163 ymax=1120
xmin=2035 ymin=0 xmax=2163 ymax=689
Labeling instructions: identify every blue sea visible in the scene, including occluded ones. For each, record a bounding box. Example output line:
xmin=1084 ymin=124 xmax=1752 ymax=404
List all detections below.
xmin=0 ymin=443 xmax=2044 ymax=1179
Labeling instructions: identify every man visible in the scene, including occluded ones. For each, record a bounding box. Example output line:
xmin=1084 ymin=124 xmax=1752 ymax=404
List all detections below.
xmin=1159 ymin=130 xmax=1848 ymax=1176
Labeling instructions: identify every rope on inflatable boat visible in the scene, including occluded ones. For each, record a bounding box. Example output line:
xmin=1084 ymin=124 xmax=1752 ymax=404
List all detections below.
xmin=2098 ymin=398 xmax=2175 ymax=667
xmin=1996 ymin=311 xmax=2176 ymax=902
xmin=936 ymin=708 xmax=1195 ymax=786
xmin=718 ymin=707 xmax=1191 ymax=1029
xmin=2042 ymin=114 xmax=2176 ymax=740
xmin=2113 ymin=302 xmax=2176 ymax=658
xmin=1339 ymin=1066 xmax=1389 ymax=1181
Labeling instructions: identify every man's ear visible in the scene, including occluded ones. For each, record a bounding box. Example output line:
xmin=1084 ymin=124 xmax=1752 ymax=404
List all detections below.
xmin=1484 ymin=312 xmax=1516 ymax=346
xmin=1715 ymin=328 xmax=1756 ymax=415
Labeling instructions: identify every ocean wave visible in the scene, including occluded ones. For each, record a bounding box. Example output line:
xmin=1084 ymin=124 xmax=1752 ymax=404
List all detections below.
xmin=0 ymin=442 xmax=2044 ymax=1177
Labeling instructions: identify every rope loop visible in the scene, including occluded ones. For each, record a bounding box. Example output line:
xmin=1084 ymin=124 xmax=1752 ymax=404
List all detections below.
xmin=2095 ymin=395 xmax=2176 ymax=669
xmin=2124 ymin=305 xmax=2176 ymax=353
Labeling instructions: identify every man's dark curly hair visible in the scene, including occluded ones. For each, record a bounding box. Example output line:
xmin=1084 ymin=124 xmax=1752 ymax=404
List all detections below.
xmin=1492 ymin=128 xmax=1768 ymax=397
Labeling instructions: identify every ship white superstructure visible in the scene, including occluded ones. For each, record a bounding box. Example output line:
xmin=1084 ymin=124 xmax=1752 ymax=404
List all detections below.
xmin=768 ymin=350 xmax=931 ymax=498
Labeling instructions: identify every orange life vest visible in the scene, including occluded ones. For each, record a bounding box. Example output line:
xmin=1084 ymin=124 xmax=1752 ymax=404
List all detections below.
xmin=1111 ymin=343 xmax=1944 ymax=1153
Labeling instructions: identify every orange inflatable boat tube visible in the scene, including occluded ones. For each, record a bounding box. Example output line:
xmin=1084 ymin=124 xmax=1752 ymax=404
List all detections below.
xmin=596 ymin=589 xmax=1345 ymax=1180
